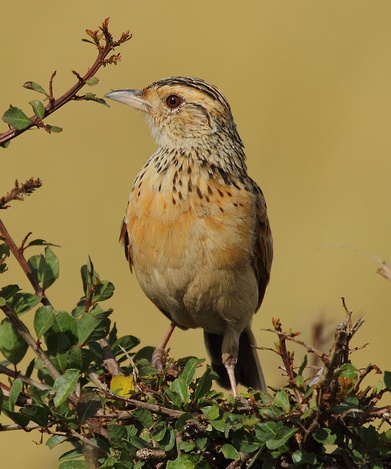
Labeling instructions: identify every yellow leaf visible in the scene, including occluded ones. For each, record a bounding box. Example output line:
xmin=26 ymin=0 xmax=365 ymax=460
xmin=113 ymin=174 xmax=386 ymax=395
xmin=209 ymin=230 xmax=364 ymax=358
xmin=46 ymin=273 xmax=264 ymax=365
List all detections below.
xmin=110 ymin=375 xmax=134 ymax=397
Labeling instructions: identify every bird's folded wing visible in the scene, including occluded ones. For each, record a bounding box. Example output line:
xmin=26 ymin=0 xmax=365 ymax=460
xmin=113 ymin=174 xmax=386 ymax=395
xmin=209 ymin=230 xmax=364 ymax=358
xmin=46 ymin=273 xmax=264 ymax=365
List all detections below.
xmin=119 ymin=219 xmax=133 ymax=272
xmin=252 ymin=182 xmax=273 ymax=310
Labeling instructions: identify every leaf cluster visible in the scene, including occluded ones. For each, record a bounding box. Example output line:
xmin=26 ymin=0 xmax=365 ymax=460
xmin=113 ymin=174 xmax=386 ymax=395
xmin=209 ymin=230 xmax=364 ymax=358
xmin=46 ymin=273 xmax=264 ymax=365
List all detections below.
xmin=0 ymin=239 xmax=391 ymax=468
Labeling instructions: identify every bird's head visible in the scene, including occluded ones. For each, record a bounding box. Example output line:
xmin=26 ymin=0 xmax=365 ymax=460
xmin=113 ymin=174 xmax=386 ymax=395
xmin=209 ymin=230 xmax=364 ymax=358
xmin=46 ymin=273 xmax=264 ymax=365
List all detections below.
xmin=105 ymin=77 xmax=244 ymax=155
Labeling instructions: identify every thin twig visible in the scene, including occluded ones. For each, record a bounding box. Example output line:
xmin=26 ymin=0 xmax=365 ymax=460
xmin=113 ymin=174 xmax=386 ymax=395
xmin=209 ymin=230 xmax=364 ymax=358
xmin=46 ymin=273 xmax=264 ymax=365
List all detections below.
xmin=0 ymin=364 xmax=49 ymax=390
xmin=67 ymin=427 xmax=109 ymax=457
xmin=106 ymin=392 xmax=185 ymax=418
xmin=263 ymin=328 xmax=329 ymax=362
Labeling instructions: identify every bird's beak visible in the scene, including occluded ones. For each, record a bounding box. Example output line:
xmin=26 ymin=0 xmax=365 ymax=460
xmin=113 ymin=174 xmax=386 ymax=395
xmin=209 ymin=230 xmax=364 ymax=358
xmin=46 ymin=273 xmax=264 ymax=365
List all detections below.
xmin=104 ymin=89 xmax=151 ymax=113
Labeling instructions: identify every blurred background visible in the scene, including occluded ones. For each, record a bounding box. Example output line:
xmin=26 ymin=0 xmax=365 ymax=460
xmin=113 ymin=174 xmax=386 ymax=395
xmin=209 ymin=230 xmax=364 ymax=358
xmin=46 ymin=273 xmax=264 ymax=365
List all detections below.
xmin=2 ymin=1 xmax=391 ymax=466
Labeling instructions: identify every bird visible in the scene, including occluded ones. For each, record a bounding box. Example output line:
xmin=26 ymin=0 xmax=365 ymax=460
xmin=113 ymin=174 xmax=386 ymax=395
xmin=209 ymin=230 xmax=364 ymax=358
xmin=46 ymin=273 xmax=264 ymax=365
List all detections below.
xmin=105 ymin=77 xmax=273 ymax=397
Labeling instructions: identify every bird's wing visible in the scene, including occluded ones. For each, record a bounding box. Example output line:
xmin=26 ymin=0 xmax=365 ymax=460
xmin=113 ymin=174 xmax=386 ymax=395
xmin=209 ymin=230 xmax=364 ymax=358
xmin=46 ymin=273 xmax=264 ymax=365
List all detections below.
xmin=119 ymin=218 xmax=133 ymax=272
xmin=251 ymin=181 xmax=273 ymax=310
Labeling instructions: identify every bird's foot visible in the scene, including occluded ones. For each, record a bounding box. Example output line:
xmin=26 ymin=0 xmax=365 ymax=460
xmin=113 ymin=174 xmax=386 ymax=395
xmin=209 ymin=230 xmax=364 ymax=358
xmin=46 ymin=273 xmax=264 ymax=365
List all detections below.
xmin=151 ymin=347 xmax=167 ymax=371
xmin=223 ymin=354 xmax=239 ymax=399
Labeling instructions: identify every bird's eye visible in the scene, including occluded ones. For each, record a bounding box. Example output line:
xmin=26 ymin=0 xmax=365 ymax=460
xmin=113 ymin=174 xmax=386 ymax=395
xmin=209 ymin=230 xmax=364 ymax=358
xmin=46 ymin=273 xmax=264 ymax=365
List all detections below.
xmin=166 ymin=95 xmax=183 ymax=109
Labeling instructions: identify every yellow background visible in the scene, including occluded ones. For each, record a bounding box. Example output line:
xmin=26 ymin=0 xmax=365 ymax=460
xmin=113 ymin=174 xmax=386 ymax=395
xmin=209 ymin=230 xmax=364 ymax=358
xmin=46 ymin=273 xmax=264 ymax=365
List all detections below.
xmin=2 ymin=1 xmax=391 ymax=466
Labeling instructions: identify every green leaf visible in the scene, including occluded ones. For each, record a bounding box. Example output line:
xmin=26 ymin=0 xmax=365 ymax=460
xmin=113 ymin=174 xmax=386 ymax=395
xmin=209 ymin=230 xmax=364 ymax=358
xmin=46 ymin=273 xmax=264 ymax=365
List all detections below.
xmin=291 ymin=450 xmax=317 ymax=464
xmin=85 ymin=77 xmax=99 ymax=86
xmin=28 ymin=246 xmax=59 ymax=291
xmin=384 ymin=371 xmax=391 ymax=389
xmin=9 ymin=379 xmax=23 ymax=411
xmin=167 ymin=454 xmax=208 ymax=469
xmin=2 ymin=407 xmax=30 ymax=427
xmin=202 ymin=405 xmax=220 ymax=421
xmin=0 ymin=284 xmax=20 ymax=300
xmin=76 ymin=392 xmax=101 ymax=423
xmin=44 ymin=246 xmax=59 ymax=285
xmin=0 ymin=140 xmax=10 ymax=148
xmin=45 ymin=124 xmax=63 ymax=133
xmin=77 ymin=312 xmax=104 ymax=345
xmin=51 ymin=345 xmax=84 ymax=373
xmin=111 ymin=334 xmax=140 ymax=357
xmin=177 ymin=441 xmax=196 ymax=452
xmin=34 ymin=306 xmax=55 ymax=338
xmin=2 ymin=106 xmax=31 ymax=130
xmin=0 ymin=318 xmax=28 ymax=364
xmin=21 ymin=404 xmax=49 ymax=427
xmin=91 ymin=280 xmax=115 ymax=302
xmin=232 ymin=429 xmax=261 ymax=453
xmin=58 ymin=443 xmax=84 ymax=460
xmin=26 ymin=239 xmax=60 ymax=248
xmin=255 ymin=421 xmax=279 ymax=443
xmin=45 ymin=311 xmax=78 ymax=355
xmin=266 ymin=426 xmax=298 ymax=451
xmin=314 ymin=427 xmax=337 ymax=445
xmin=274 ymin=390 xmax=291 ymax=412
xmin=29 ymin=100 xmax=45 ymax=119
xmin=336 ymin=363 xmax=357 ymax=379
xmin=170 ymin=378 xmax=189 ymax=403
xmin=180 ymin=357 xmax=203 ymax=385
xmin=298 ymin=354 xmax=308 ymax=376
xmin=132 ymin=408 xmax=153 ymax=428
xmin=151 ymin=421 xmax=167 ymax=442
xmin=10 ymin=292 xmax=41 ymax=315
xmin=331 ymin=396 xmax=359 ymax=414
xmin=220 ymin=444 xmax=240 ymax=461
xmin=53 ymin=369 xmax=80 ymax=407
xmin=194 ymin=367 xmax=215 ymax=402
xmin=158 ymin=427 xmax=176 ymax=452
xmin=83 ymin=93 xmax=109 ymax=106
xmin=46 ymin=434 xmax=68 ymax=449
xmin=23 ymin=81 xmax=47 ymax=94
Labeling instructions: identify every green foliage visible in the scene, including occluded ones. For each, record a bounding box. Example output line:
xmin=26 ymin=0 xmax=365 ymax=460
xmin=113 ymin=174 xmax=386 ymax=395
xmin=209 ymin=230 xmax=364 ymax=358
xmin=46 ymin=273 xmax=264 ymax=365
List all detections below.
xmin=0 ymin=242 xmax=390 ymax=468
xmin=2 ymin=106 xmax=32 ymax=130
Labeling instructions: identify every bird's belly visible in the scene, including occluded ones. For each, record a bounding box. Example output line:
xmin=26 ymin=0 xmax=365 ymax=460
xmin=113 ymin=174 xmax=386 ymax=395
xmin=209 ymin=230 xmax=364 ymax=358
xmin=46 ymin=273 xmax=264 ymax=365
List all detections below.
xmin=126 ymin=185 xmax=258 ymax=333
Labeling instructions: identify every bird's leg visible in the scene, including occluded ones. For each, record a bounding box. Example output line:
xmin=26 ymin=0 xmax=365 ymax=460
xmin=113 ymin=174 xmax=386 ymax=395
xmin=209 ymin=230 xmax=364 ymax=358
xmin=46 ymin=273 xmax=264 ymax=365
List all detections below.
xmin=151 ymin=321 xmax=176 ymax=371
xmin=223 ymin=355 xmax=239 ymax=398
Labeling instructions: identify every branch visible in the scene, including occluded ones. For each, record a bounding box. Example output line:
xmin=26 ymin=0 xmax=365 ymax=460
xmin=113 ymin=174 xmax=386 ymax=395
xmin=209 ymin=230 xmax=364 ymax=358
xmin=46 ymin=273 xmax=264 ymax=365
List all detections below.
xmin=0 ymin=303 xmax=60 ymax=381
xmin=0 ymin=219 xmax=51 ymax=306
xmin=263 ymin=327 xmax=328 ymax=362
xmin=99 ymin=338 xmax=124 ymax=377
xmin=0 ymin=18 xmax=131 ymax=146
xmin=0 ymin=179 xmax=42 ymax=210
xmin=270 ymin=318 xmax=303 ymax=404
xmin=106 ymin=392 xmax=185 ymax=419
xmin=0 ymin=364 xmax=49 ymax=391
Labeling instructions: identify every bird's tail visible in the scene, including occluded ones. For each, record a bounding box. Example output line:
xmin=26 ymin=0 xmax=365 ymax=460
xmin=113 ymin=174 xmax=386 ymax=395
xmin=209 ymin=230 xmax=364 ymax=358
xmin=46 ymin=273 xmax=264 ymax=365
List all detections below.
xmin=204 ymin=327 xmax=267 ymax=392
